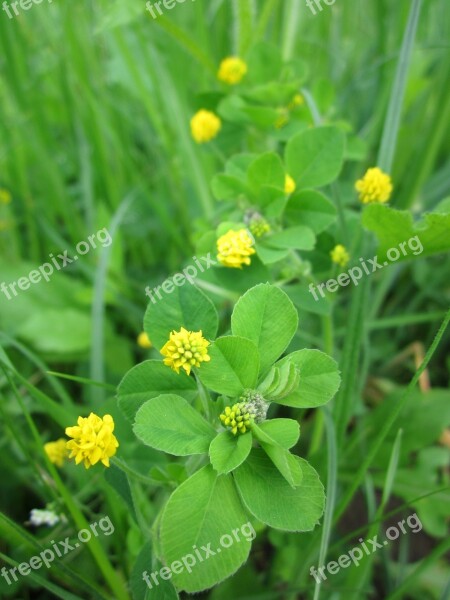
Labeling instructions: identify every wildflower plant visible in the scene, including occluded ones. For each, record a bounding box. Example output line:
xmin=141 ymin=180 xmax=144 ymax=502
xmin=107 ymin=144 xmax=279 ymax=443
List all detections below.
xmin=118 ymin=282 xmax=340 ymax=593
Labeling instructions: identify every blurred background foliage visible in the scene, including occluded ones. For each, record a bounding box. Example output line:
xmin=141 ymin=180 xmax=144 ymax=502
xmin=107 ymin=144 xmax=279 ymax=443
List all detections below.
xmin=0 ymin=0 xmax=449 ymax=598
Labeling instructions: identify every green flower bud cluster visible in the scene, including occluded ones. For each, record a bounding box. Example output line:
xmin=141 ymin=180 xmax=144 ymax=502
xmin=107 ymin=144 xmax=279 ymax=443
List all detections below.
xmin=239 ymin=389 xmax=270 ymax=422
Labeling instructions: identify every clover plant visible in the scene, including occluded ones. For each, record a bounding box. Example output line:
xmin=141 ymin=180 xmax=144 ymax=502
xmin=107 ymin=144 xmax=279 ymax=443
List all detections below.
xmin=118 ymin=282 xmax=340 ymax=593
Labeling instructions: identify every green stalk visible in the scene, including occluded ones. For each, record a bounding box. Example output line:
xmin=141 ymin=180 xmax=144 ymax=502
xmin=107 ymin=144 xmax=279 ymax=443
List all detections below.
xmin=233 ymin=0 xmax=254 ymax=55
xmin=312 ymin=407 xmax=337 ymax=600
xmin=281 ymin=0 xmax=301 ymax=61
xmin=90 ymin=196 xmax=134 ymax=403
xmin=377 ymin=0 xmax=422 ymax=172
xmin=253 ymin=0 xmax=279 ymax=43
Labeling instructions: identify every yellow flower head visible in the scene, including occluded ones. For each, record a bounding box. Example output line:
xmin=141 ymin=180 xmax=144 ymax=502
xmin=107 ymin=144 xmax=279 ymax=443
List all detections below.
xmin=65 ymin=413 xmax=119 ymax=469
xmin=44 ymin=439 xmax=68 ymax=467
xmin=190 ymin=110 xmax=221 ymax=144
xmin=285 ymin=174 xmax=296 ymax=194
xmin=220 ymin=403 xmax=254 ymax=435
xmin=137 ymin=332 xmax=152 ymax=349
xmin=217 ymin=228 xmax=256 ymax=269
xmin=0 ymin=189 xmax=12 ymax=205
xmin=288 ymin=93 xmax=305 ymax=110
xmin=330 ymin=244 xmax=350 ymax=267
xmin=217 ymin=57 xmax=248 ymax=85
xmin=355 ymin=167 xmax=393 ymax=204
xmin=160 ymin=327 xmax=211 ymax=375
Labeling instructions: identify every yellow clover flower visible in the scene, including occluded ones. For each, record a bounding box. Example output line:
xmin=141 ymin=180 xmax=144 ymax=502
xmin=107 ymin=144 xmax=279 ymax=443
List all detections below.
xmin=217 ymin=228 xmax=256 ymax=269
xmin=288 ymin=93 xmax=305 ymax=109
xmin=160 ymin=328 xmax=210 ymax=375
xmin=330 ymin=244 xmax=350 ymax=267
xmin=44 ymin=438 xmax=68 ymax=467
xmin=137 ymin=332 xmax=152 ymax=349
xmin=217 ymin=57 xmax=248 ymax=85
xmin=65 ymin=413 xmax=119 ymax=469
xmin=190 ymin=110 xmax=221 ymax=144
xmin=220 ymin=403 xmax=254 ymax=435
xmin=285 ymin=174 xmax=296 ymax=194
xmin=0 ymin=189 xmax=12 ymax=205
xmin=355 ymin=167 xmax=393 ymax=204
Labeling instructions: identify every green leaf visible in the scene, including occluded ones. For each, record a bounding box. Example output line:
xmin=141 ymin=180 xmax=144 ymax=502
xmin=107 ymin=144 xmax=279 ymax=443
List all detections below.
xmin=211 ymin=174 xmax=249 ymax=201
xmin=144 ymin=284 xmax=218 ymax=351
xmin=247 ymin=42 xmax=283 ymax=84
xmin=225 ymin=153 xmax=257 ymax=179
xmin=234 ymin=449 xmax=325 ymax=531
xmin=252 ymin=424 xmax=302 ymax=488
xmin=196 ymin=336 xmax=260 ymax=396
xmin=15 ymin=308 xmax=91 ymax=354
xmin=285 ymin=126 xmax=345 ymax=189
xmin=362 ymin=204 xmax=450 ymax=261
xmin=209 ymin=431 xmax=253 ymax=474
xmin=286 ymin=284 xmax=332 ymax=317
xmin=275 ymin=349 xmax=341 ymax=408
xmin=231 ymin=284 xmax=298 ymax=374
xmin=254 ymin=242 xmax=290 ymax=265
xmin=257 ymin=419 xmax=300 ymax=449
xmin=104 ymin=464 xmax=137 ymax=523
xmin=242 ymin=106 xmax=280 ymax=129
xmin=130 ymin=542 xmax=179 ymax=600
xmin=117 ymin=360 xmax=198 ymax=421
xmin=217 ymin=95 xmax=247 ymax=124
xmin=133 ymin=394 xmax=215 ymax=456
xmin=247 ymin=152 xmax=285 ymax=191
xmin=264 ymin=226 xmax=316 ymax=251
xmin=160 ymin=466 xmax=252 ymax=592
xmin=243 ymin=82 xmax=300 ymax=106
xmin=285 ymin=190 xmax=337 ymax=234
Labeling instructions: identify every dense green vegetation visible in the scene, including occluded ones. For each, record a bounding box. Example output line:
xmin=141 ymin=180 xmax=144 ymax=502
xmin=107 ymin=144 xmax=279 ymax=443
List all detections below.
xmin=0 ymin=1 xmax=449 ymax=599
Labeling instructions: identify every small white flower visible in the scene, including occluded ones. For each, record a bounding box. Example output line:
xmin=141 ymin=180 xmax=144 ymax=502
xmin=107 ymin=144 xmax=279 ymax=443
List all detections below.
xmin=29 ymin=509 xmax=60 ymax=527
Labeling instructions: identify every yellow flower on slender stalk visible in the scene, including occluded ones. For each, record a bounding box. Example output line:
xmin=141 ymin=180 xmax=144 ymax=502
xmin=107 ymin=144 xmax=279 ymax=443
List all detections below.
xmin=217 ymin=57 xmax=248 ymax=85
xmin=0 ymin=189 xmax=12 ymax=205
xmin=217 ymin=228 xmax=256 ymax=269
xmin=44 ymin=439 xmax=68 ymax=467
xmin=137 ymin=332 xmax=152 ymax=349
xmin=160 ymin=328 xmax=211 ymax=375
xmin=288 ymin=93 xmax=305 ymax=110
xmin=355 ymin=167 xmax=393 ymax=204
xmin=330 ymin=244 xmax=350 ymax=267
xmin=190 ymin=110 xmax=221 ymax=144
xmin=285 ymin=174 xmax=296 ymax=194
xmin=65 ymin=414 xmax=119 ymax=469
